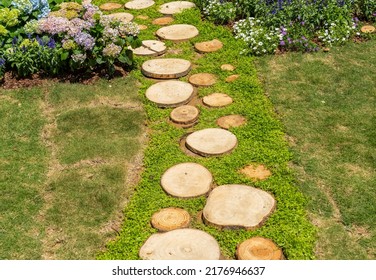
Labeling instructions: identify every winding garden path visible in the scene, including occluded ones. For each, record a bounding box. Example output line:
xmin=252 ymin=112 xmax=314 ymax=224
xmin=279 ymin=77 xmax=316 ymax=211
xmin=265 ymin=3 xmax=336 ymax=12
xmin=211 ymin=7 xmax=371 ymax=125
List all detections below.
xmin=97 ymin=0 xmax=301 ymax=260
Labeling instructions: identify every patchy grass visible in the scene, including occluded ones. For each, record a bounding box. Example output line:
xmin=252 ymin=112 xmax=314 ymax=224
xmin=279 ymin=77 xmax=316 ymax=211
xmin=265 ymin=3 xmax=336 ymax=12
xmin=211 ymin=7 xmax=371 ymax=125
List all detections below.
xmin=0 ymin=76 xmax=146 ymax=259
xmin=255 ymin=40 xmax=376 ymax=259
xmin=97 ymin=3 xmax=316 ymax=260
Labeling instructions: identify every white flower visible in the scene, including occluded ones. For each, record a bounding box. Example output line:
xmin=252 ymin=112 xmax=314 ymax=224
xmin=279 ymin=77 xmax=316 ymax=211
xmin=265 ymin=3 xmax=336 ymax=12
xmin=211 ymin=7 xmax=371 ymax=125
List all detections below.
xmin=258 ymin=42 xmax=263 ymax=46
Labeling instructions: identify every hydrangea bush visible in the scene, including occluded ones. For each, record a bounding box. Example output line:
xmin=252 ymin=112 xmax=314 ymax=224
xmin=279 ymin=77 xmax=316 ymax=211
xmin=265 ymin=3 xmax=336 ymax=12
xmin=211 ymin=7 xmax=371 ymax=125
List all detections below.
xmin=0 ymin=2 xmax=141 ymax=79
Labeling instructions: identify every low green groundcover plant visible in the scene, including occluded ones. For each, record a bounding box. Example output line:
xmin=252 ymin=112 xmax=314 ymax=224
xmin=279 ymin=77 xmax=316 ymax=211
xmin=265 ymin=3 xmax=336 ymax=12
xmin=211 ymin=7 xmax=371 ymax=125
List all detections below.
xmin=195 ymin=0 xmax=376 ymax=55
xmin=0 ymin=1 xmax=141 ymax=79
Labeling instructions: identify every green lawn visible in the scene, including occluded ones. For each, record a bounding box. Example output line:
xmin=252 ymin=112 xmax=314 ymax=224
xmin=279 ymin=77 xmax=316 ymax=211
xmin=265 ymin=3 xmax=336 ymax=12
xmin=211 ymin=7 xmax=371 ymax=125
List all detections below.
xmin=255 ymin=40 xmax=376 ymax=259
xmin=0 ymin=77 xmax=145 ymax=259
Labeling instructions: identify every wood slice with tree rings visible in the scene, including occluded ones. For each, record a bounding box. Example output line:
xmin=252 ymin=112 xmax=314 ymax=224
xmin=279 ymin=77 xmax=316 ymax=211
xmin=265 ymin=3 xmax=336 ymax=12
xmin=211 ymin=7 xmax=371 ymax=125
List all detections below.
xmin=236 ymin=237 xmax=283 ymax=260
xmin=136 ymin=15 xmax=149 ymax=20
xmin=145 ymin=80 xmax=194 ymax=107
xmin=141 ymin=58 xmax=191 ymax=79
xmin=156 ymin=24 xmax=199 ymax=42
xmin=151 ymin=208 xmax=191 ymax=231
xmin=216 ymin=115 xmax=246 ymax=129
xmin=132 ymin=40 xmax=166 ymax=56
xmin=221 ymin=64 xmax=235 ymax=71
xmin=361 ymin=25 xmax=375 ymax=33
xmin=107 ymin=12 xmax=134 ymax=23
xmin=240 ymin=164 xmax=271 ymax=181
xmin=125 ymin=0 xmax=155 ymax=10
xmin=185 ymin=128 xmax=237 ymax=156
xmin=161 ymin=162 xmax=212 ymax=198
xmin=152 ymin=17 xmax=174 ymax=25
xmin=99 ymin=3 xmax=122 ymax=10
xmin=203 ymin=93 xmax=233 ymax=108
xmin=189 ymin=73 xmax=217 ymax=87
xmin=170 ymin=105 xmax=199 ymax=125
xmin=203 ymin=184 xmax=276 ymax=229
xmin=159 ymin=1 xmax=196 ymax=15
xmin=139 ymin=228 xmax=221 ymax=260
xmin=225 ymin=74 xmax=240 ymax=82
xmin=194 ymin=39 xmax=223 ymax=53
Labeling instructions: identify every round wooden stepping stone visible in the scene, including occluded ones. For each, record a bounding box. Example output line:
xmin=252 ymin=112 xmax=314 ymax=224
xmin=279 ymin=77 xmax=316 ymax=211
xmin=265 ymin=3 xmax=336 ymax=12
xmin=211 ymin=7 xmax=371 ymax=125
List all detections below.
xmin=189 ymin=73 xmax=216 ymax=87
xmin=194 ymin=39 xmax=223 ymax=53
xmin=225 ymin=74 xmax=240 ymax=82
xmin=361 ymin=25 xmax=375 ymax=33
xmin=203 ymin=93 xmax=233 ymax=108
xmin=145 ymin=80 xmax=193 ymax=107
xmin=141 ymin=58 xmax=191 ymax=79
xmin=152 ymin=17 xmax=174 ymax=25
xmin=221 ymin=64 xmax=235 ymax=71
xmin=108 ymin=12 xmax=134 ymax=23
xmin=203 ymin=184 xmax=276 ymax=229
xmin=156 ymin=24 xmax=199 ymax=42
xmin=138 ymin=24 xmax=148 ymax=30
xmin=151 ymin=208 xmax=190 ymax=231
xmin=217 ymin=115 xmax=246 ymax=129
xmin=186 ymin=128 xmax=237 ymax=156
xmin=132 ymin=40 xmax=166 ymax=56
xmin=236 ymin=237 xmax=283 ymax=260
xmin=125 ymin=0 xmax=155 ymax=10
xmin=170 ymin=105 xmax=199 ymax=125
xmin=100 ymin=2 xmax=122 ymax=10
xmin=161 ymin=162 xmax=212 ymax=198
xmin=240 ymin=164 xmax=271 ymax=181
xmin=139 ymin=229 xmax=221 ymax=260
xmin=159 ymin=1 xmax=196 ymax=15
xmin=136 ymin=15 xmax=149 ymax=20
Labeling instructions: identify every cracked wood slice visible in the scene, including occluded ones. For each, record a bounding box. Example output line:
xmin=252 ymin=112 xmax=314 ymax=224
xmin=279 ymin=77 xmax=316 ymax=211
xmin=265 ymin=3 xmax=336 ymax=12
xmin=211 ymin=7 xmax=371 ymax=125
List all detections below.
xmin=145 ymin=80 xmax=194 ymax=107
xmin=185 ymin=128 xmax=237 ymax=156
xmin=240 ymin=164 xmax=271 ymax=181
xmin=125 ymin=0 xmax=155 ymax=10
xmin=194 ymin=39 xmax=223 ymax=53
xmin=170 ymin=105 xmax=199 ymax=125
xmin=107 ymin=12 xmax=134 ymax=23
xmin=203 ymin=93 xmax=233 ymax=107
xmin=151 ymin=207 xmax=190 ymax=231
xmin=132 ymin=40 xmax=166 ymax=56
xmin=189 ymin=73 xmax=216 ymax=87
xmin=216 ymin=115 xmax=246 ymax=129
xmin=236 ymin=237 xmax=283 ymax=260
xmin=361 ymin=25 xmax=375 ymax=33
xmin=152 ymin=17 xmax=174 ymax=25
xmin=156 ymin=24 xmax=199 ymax=42
xmin=141 ymin=58 xmax=191 ymax=79
xmin=203 ymin=184 xmax=276 ymax=230
xmin=159 ymin=1 xmax=196 ymax=15
xmin=161 ymin=162 xmax=212 ymax=198
xmin=99 ymin=2 xmax=122 ymax=10
xmin=139 ymin=228 xmax=221 ymax=260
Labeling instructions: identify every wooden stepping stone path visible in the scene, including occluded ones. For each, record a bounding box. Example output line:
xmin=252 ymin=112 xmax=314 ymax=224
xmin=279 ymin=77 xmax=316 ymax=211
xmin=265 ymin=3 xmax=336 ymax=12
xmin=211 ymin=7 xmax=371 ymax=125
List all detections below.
xmin=194 ymin=39 xmax=223 ymax=53
xmin=139 ymin=229 xmax=221 ymax=260
xmin=159 ymin=1 xmax=196 ymax=15
xmin=145 ymin=80 xmax=194 ymax=107
xmin=221 ymin=64 xmax=235 ymax=71
xmin=236 ymin=237 xmax=283 ymax=260
xmin=240 ymin=164 xmax=271 ymax=181
xmin=203 ymin=93 xmax=233 ymax=108
xmin=152 ymin=17 xmax=174 ymax=25
xmin=156 ymin=24 xmax=199 ymax=42
xmin=141 ymin=58 xmax=191 ymax=79
xmin=108 ymin=12 xmax=134 ymax=23
xmin=185 ymin=128 xmax=237 ymax=156
xmin=99 ymin=2 xmax=122 ymax=10
xmin=170 ymin=105 xmax=199 ymax=126
xmin=203 ymin=184 xmax=276 ymax=230
xmin=151 ymin=207 xmax=190 ymax=231
xmin=361 ymin=25 xmax=375 ymax=33
xmin=161 ymin=162 xmax=212 ymax=198
xmin=132 ymin=40 xmax=166 ymax=57
xmin=125 ymin=0 xmax=155 ymax=10
xmin=189 ymin=73 xmax=216 ymax=87
xmin=217 ymin=115 xmax=246 ymax=129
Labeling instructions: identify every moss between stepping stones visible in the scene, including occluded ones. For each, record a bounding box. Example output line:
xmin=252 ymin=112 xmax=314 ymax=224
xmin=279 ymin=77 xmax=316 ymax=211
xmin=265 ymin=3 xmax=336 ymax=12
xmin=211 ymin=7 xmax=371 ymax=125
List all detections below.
xmin=97 ymin=5 xmax=316 ymax=260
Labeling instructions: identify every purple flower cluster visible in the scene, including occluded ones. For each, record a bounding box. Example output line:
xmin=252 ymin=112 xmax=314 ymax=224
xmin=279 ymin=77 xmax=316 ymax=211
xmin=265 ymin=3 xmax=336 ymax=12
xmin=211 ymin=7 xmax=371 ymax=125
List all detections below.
xmin=68 ymin=18 xmax=93 ymax=36
xmin=38 ymin=17 xmax=70 ymax=35
xmin=73 ymin=32 xmax=95 ymax=51
xmin=83 ymin=4 xmax=100 ymax=22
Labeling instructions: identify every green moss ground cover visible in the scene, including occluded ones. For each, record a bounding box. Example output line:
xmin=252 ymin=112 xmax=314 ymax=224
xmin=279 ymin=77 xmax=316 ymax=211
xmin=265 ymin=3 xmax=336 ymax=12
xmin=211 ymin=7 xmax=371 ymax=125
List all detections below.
xmin=97 ymin=2 xmax=316 ymax=260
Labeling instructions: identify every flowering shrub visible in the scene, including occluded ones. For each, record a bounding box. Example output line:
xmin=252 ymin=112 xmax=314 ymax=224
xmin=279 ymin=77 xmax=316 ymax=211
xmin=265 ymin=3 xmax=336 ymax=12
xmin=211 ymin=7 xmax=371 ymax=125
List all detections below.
xmin=202 ymin=0 xmax=236 ymax=24
xmin=318 ymin=19 xmax=357 ymax=46
xmin=11 ymin=0 xmax=50 ymax=19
